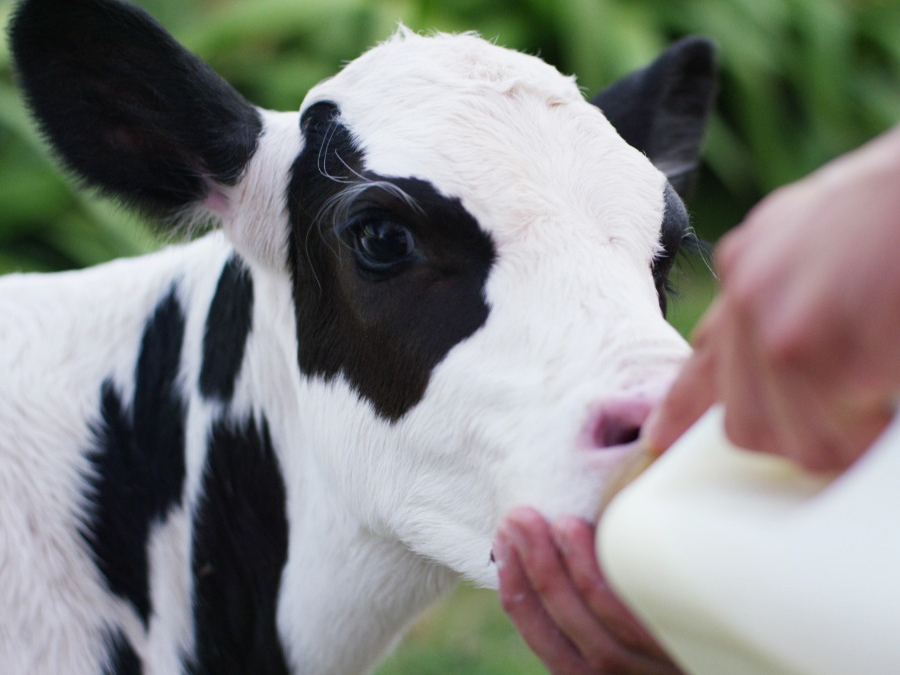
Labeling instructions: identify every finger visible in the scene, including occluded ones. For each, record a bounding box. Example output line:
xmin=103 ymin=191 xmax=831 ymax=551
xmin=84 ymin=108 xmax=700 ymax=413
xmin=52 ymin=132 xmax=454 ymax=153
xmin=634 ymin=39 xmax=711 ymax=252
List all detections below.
xmin=716 ymin=288 xmax=780 ymax=451
xmin=715 ymin=182 xmax=815 ymax=284
xmin=728 ymin=288 xmax=866 ymax=468
xmin=505 ymin=508 xmax=669 ymax=673
xmin=714 ymin=207 xmax=774 ymax=279
xmin=748 ymin=343 xmax=847 ymax=469
xmin=495 ymin=523 xmax=595 ymax=675
xmin=718 ymin=339 xmax=769 ymax=449
xmin=552 ymin=516 xmax=677 ymax=666
xmin=803 ymin=391 xmax=892 ymax=471
xmin=833 ymin=404 xmax=893 ymax=469
xmin=711 ymin=223 xmax=749 ymax=282
xmin=753 ymin=349 xmax=822 ymax=461
xmin=642 ymin=346 xmax=717 ymax=453
xmin=640 ymin=297 xmax=731 ymax=452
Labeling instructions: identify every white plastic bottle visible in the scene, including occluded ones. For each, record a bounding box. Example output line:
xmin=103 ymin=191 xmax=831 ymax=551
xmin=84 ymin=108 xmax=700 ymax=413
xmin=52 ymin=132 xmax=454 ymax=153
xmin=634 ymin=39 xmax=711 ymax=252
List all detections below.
xmin=597 ymin=405 xmax=900 ymax=675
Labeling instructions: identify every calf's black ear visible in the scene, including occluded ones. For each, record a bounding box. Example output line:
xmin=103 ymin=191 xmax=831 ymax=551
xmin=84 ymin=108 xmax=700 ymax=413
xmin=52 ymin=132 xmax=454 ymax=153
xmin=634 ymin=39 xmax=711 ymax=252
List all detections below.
xmin=591 ymin=37 xmax=717 ymax=200
xmin=9 ymin=0 xmax=263 ymax=218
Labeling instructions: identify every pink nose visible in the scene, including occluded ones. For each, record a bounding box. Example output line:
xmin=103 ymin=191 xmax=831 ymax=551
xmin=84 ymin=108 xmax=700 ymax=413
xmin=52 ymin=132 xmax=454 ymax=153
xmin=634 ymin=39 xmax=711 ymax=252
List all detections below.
xmin=589 ymin=397 xmax=656 ymax=449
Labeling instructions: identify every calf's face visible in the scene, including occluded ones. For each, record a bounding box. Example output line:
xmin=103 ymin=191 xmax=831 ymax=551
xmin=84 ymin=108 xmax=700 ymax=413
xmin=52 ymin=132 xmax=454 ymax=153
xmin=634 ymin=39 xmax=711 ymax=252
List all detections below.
xmin=11 ymin=0 xmax=715 ymax=587
xmin=290 ymin=33 xmax=712 ymax=584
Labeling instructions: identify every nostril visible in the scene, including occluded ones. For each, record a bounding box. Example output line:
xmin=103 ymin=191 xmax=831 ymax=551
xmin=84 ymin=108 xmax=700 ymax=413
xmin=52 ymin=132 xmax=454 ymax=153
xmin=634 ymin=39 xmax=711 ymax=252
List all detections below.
xmin=598 ymin=421 xmax=642 ymax=448
xmin=590 ymin=399 xmax=654 ymax=449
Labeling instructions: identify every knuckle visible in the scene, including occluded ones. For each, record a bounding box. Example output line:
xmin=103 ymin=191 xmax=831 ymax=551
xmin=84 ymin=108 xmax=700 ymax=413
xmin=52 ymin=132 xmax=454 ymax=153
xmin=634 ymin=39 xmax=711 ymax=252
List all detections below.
xmin=714 ymin=231 xmax=742 ymax=279
xmin=529 ymin=572 xmax=558 ymax=599
xmin=609 ymin=624 xmax=649 ymax=653
xmin=762 ymin=320 xmax=810 ymax=368
xmin=568 ymin=563 xmax=599 ymax=599
xmin=797 ymin=436 xmax=845 ymax=473
xmin=572 ymin=576 xmax=598 ymax=604
xmin=498 ymin=589 xmax=526 ymax=614
xmin=723 ymin=275 xmax=758 ymax=316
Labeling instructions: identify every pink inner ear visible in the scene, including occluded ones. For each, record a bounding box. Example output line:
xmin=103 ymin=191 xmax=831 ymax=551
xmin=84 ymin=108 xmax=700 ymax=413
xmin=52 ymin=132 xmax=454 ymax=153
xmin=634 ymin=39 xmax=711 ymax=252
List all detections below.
xmin=202 ymin=180 xmax=231 ymax=217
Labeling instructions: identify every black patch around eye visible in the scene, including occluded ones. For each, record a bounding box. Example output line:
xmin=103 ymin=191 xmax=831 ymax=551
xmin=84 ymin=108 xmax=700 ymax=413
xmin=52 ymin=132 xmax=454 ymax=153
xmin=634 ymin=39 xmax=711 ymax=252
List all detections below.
xmin=287 ymin=102 xmax=496 ymax=421
xmin=200 ymin=255 xmax=254 ymax=401
xmin=188 ymin=415 xmax=289 ymax=675
xmin=81 ymin=287 xmax=187 ymax=628
xmin=103 ymin=628 xmax=142 ymax=675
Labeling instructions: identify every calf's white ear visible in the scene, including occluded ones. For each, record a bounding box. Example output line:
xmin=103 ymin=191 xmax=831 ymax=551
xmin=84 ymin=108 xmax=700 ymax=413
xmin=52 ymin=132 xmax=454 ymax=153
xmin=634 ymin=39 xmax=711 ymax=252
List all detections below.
xmin=9 ymin=0 xmax=263 ymax=221
xmin=591 ymin=37 xmax=717 ymax=199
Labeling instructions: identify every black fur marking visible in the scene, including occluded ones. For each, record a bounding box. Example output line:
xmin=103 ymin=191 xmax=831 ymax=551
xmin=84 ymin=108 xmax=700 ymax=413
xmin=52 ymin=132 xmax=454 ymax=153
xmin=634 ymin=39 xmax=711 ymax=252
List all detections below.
xmin=200 ymin=256 xmax=254 ymax=402
xmin=287 ymin=102 xmax=496 ymax=421
xmin=591 ymin=36 xmax=717 ymax=200
xmin=9 ymin=0 xmax=262 ymax=216
xmin=652 ymin=183 xmax=695 ymax=316
xmin=81 ymin=288 xmax=187 ymax=627
xmin=103 ymin=628 xmax=142 ymax=675
xmin=189 ymin=416 xmax=289 ymax=675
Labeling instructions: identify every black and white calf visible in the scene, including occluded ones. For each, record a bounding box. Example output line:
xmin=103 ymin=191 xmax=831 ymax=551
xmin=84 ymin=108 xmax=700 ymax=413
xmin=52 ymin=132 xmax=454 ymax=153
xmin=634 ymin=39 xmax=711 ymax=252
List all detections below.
xmin=1 ymin=0 xmax=716 ymax=672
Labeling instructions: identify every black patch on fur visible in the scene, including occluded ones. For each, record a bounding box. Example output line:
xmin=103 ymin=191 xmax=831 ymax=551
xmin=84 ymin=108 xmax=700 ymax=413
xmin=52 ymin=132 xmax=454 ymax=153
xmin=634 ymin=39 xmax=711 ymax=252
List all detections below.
xmin=287 ymin=102 xmax=496 ymax=421
xmin=103 ymin=629 xmax=142 ymax=675
xmin=652 ymin=183 xmax=695 ymax=315
xmin=9 ymin=0 xmax=262 ymax=216
xmin=82 ymin=288 xmax=187 ymax=627
xmin=200 ymin=256 xmax=254 ymax=402
xmin=188 ymin=416 xmax=289 ymax=675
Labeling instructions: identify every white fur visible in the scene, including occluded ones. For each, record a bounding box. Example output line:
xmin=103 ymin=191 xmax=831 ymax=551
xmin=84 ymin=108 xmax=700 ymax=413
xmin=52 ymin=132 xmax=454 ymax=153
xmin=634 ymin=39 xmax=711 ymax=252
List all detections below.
xmin=1 ymin=29 xmax=690 ymax=675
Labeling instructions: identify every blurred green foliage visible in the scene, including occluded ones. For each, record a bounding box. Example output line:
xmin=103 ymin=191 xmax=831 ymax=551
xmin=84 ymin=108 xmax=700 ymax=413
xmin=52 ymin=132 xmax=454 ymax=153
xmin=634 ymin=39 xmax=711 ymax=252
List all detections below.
xmin=2 ymin=0 xmax=900 ymax=274
xmin=0 ymin=0 xmax=898 ymax=671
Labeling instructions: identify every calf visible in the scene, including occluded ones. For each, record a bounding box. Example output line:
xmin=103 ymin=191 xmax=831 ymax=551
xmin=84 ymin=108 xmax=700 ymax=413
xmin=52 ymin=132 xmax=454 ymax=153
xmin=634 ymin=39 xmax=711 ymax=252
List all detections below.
xmin=1 ymin=0 xmax=716 ymax=673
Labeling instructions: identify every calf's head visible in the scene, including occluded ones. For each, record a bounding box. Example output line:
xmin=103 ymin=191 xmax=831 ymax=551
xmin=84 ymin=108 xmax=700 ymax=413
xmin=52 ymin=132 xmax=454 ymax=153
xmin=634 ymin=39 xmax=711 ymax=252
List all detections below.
xmin=11 ymin=0 xmax=715 ymax=586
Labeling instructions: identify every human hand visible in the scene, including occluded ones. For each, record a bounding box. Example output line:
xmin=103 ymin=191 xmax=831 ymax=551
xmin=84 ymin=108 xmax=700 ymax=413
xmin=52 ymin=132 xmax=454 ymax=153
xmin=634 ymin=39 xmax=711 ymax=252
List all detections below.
xmin=644 ymin=125 xmax=900 ymax=471
xmin=494 ymin=506 xmax=680 ymax=674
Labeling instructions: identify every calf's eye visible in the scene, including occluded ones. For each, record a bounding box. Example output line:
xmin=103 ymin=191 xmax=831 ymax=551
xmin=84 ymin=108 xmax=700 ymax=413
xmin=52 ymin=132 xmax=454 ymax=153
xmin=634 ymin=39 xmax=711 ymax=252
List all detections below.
xmin=352 ymin=217 xmax=415 ymax=274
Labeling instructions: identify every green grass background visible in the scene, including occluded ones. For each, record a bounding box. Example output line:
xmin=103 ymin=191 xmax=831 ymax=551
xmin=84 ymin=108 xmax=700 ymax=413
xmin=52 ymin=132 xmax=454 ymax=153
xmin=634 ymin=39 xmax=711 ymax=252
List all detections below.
xmin=3 ymin=0 xmax=900 ymax=273
xmin=1 ymin=0 xmax=897 ymax=671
